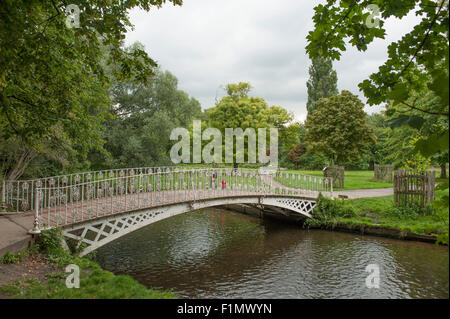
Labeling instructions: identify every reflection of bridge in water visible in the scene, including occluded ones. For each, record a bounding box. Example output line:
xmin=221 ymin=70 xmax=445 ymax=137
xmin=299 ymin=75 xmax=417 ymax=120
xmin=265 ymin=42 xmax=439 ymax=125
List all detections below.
xmin=1 ymin=167 xmax=333 ymax=256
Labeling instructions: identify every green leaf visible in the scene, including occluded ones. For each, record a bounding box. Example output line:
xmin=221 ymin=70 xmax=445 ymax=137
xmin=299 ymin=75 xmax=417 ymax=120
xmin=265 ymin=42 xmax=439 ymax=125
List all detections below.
xmin=414 ymin=130 xmax=449 ymax=157
xmin=388 ymin=115 xmax=425 ymax=130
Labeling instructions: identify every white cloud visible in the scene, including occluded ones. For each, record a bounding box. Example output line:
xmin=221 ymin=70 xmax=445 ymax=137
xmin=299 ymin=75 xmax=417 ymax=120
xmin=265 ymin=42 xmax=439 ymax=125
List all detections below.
xmin=125 ymin=0 xmax=423 ymax=122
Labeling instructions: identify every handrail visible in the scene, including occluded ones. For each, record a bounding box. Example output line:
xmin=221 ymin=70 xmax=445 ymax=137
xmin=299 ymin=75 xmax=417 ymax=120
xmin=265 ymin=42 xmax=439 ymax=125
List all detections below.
xmin=1 ymin=167 xmax=333 ymax=215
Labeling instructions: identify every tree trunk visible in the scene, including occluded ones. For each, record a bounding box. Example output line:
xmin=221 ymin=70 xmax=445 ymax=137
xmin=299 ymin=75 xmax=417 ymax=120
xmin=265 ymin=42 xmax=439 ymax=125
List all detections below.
xmin=440 ymin=164 xmax=447 ymax=179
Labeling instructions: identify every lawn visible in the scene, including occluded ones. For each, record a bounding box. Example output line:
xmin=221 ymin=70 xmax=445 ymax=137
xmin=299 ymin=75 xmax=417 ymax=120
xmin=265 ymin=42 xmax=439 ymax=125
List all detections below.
xmin=282 ymin=170 xmax=393 ymax=190
xmin=306 ymin=189 xmax=449 ymax=244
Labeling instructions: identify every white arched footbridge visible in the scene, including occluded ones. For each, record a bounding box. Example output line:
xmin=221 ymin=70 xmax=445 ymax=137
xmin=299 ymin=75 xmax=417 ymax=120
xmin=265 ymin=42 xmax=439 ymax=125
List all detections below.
xmin=1 ymin=167 xmax=333 ymax=256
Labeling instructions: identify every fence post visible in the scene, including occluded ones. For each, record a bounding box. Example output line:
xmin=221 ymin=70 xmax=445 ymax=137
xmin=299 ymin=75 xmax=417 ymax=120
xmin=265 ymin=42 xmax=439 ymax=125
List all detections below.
xmin=1 ymin=180 xmax=5 ymax=212
xmin=29 ymin=187 xmax=41 ymax=234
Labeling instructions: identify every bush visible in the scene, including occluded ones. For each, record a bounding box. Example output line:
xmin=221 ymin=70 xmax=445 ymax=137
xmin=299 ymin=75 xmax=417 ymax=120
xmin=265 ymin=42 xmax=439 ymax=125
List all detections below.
xmin=390 ymin=203 xmax=436 ymax=220
xmin=1 ymin=251 xmax=22 ymax=264
xmin=298 ymin=153 xmax=327 ymax=170
xmin=304 ymin=194 xmax=357 ymax=227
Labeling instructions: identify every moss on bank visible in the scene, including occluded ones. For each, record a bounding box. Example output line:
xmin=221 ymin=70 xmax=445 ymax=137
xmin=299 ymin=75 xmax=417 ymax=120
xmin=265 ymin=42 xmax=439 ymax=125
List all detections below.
xmin=304 ymin=191 xmax=449 ymax=245
xmin=0 ymin=229 xmax=176 ymax=299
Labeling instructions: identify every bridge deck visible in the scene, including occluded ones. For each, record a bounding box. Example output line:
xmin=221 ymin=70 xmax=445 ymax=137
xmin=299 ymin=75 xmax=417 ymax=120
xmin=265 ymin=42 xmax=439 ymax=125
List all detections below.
xmin=36 ymin=189 xmax=322 ymax=228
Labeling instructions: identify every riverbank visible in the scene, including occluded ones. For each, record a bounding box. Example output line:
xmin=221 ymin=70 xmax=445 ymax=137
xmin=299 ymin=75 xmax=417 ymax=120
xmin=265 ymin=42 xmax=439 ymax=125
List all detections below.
xmin=303 ymin=193 xmax=448 ymax=245
xmin=222 ymin=191 xmax=449 ymax=245
xmin=0 ymin=229 xmax=176 ymax=299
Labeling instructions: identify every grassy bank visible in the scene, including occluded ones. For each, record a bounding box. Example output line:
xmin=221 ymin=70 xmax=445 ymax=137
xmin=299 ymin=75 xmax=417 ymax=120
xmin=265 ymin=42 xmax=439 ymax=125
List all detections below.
xmin=280 ymin=170 xmax=392 ymax=190
xmin=304 ymin=190 xmax=449 ymax=245
xmin=0 ymin=229 xmax=176 ymax=299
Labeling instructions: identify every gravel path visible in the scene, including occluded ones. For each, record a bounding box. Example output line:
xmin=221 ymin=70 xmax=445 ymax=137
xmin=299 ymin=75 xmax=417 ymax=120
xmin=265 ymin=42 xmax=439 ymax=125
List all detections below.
xmin=331 ymin=187 xmax=394 ymax=199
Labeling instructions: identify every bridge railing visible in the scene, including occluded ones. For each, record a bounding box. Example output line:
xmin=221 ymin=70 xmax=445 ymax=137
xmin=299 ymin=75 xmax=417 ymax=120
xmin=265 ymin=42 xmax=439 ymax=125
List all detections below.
xmin=1 ymin=166 xmax=180 ymax=213
xmin=28 ymin=168 xmax=332 ymax=230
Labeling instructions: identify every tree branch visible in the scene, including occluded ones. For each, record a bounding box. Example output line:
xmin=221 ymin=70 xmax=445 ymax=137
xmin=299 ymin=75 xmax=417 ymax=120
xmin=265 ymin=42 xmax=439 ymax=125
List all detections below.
xmin=400 ymin=101 xmax=449 ymax=117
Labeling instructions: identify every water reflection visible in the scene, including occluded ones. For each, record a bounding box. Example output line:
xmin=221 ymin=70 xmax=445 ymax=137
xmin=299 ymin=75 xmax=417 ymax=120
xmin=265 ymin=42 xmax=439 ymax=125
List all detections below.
xmin=95 ymin=208 xmax=449 ymax=299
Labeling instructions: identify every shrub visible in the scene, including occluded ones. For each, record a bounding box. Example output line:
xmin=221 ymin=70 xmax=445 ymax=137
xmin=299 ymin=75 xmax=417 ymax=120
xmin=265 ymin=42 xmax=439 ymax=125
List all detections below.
xmin=304 ymin=194 xmax=357 ymax=227
xmin=1 ymin=251 xmax=21 ymax=264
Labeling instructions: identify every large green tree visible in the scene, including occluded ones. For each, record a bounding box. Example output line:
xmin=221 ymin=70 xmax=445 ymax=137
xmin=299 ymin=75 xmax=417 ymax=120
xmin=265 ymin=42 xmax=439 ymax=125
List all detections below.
xmin=206 ymin=83 xmax=293 ymax=166
xmin=306 ymin=0 xmax=449 ymax=152
xmin=306 ymin=1 xmax=449 ymax=243
xmin=305 ymin=90 xmax=376 ymax=165
xmin=306 ymin=57 xmax=339 ymax=114
xmin=0 ymin=0 xmax=182 ymax=181
xmin=90 ymin=68 xmax=202 ymax=169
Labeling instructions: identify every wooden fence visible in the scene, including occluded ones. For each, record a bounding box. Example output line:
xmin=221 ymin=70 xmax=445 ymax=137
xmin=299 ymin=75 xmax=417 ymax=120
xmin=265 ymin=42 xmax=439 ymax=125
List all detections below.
xmin=394 ymin=169 xmax=435 ymax=208
xmin=374 ymin=164 xmax=393 ymax=182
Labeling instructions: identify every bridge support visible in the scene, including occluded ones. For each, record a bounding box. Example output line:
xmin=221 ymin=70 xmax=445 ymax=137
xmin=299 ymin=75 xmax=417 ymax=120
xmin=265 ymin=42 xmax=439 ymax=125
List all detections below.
xmin=60 ymin=195 xmax=317 ymax=257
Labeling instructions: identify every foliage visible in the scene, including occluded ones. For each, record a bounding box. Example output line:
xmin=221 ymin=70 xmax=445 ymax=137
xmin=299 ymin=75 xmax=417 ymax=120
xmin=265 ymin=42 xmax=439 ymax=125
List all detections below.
xmin=0 ymin=1 xmax=184 ymax=181
xmin=306 ymin=56 xmax=339 ymax=114
xmin=287 ymin=143 xmax=306 ymax=168
xmin=206 ymin=83 xmax=293 ymax=166
xmin=306 ymin=0 xmax=449 ymax=116
xmin=394 ymin=135 xmax=432 ymax=170
xmin=304 ymin=194 xmax=357 ymax=227
xmin=0 ymin=250 xmax=30 ymax=264
xmin=305 ymin=90 xmax=376 ymax=165
xmin=89 ymin=66 xmax=203 ymax=170
xmin=306 ymin=0 xmax=449 ymax=217
xmin=297 ymin=153 xmax=328 ymax=170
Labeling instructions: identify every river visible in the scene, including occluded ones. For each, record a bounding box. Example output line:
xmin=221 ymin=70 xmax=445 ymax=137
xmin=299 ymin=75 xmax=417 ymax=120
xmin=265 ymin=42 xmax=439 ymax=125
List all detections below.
xmin=95 ymin=208 xmax=449 ymax=299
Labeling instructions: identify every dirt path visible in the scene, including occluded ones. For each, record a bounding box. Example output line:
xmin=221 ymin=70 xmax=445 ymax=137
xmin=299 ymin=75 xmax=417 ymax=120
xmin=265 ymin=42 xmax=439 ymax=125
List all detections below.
xmin=331 ymin=188 xmax=394 ymax=199
xmin=0 ymin=254 xmax=59 ymax=290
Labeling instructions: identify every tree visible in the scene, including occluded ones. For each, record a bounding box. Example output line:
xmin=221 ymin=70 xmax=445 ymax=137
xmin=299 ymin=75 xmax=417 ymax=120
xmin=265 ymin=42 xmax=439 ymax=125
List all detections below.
xmin=288 ymin=143 xmax=306 ymax=169
xmin=306 ymin=0 xmax=449 ymax=225
xmin=305 ymin=0 xmax=449 ymax=154
xmin=305 ymin=90 xmax=376 ymax=165
xmin=306 ymin=56 xmax=339 ymax=114
xmin=90 ymin=67 xmax=203 ymax=169
xmin=0 ymin=0 xmax=182 ymax=181
xmin=206 ymin=83 xmax=293 ymax=167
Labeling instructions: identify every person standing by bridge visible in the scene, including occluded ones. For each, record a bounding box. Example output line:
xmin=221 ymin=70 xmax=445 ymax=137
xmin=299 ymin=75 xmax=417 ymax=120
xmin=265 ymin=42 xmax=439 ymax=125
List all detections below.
xmin=211 ymin=171 xmax=217 ymax=189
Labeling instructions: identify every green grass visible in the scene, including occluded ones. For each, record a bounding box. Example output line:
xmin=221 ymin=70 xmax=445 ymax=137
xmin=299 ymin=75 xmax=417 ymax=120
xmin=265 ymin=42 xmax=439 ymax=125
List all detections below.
xmin=305 ymin=190 xmax=449 ymax=244
xmin=0 ymin=229 xmax=176 ymax=299
xmin=0 ymin=267 xmax=176 ymax=299
xmin=346 ymin=196 xmax=446 ymax=235
xmin=281 ymin=170 xmax=393 ymax=190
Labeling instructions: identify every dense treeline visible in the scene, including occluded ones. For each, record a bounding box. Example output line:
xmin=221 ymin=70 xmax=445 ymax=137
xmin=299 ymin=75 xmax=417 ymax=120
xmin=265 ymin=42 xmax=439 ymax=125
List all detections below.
xmin=0 ymin=1 xmax=448 ymax=183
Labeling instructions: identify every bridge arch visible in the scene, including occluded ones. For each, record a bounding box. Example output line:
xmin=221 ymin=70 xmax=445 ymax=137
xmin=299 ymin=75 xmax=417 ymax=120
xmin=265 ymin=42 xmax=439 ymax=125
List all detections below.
xmin=62 ymin=195 xmax=317 ymax=257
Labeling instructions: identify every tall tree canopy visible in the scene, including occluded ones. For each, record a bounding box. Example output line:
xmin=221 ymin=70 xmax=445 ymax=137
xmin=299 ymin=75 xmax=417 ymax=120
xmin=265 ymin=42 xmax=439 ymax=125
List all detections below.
xmin=0 ymin=0 xmax=182 ymax=180
xmin=306 ymin=56 xmax=339 ymax=114
xmin=206 ymin=83 xmax=293 ymax=166
xmin=305 ymin=90 xmax=376 ymax=165
xmin=90 ymin=68 xmax=203 ymax=169
xmin=305 ymin=0 xmax=449 ymax=151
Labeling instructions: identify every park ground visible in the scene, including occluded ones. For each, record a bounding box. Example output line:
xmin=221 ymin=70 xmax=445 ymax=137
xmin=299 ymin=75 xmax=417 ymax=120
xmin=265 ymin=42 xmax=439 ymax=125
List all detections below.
xmin=0 ymin=229 xmax=176 ymax=299
xmin=0 ymin=169 xmax=447 ymax=299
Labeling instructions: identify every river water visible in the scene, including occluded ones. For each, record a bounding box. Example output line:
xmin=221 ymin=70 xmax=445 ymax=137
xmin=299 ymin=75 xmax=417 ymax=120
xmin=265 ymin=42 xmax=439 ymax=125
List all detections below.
xmin=95 ymin=208 xmax=449 ymax=299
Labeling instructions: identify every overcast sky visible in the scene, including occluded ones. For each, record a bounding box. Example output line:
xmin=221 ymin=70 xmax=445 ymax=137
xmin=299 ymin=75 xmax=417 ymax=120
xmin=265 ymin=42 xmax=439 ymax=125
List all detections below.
xmin=125 ymin=0 xmax=421 ymax=122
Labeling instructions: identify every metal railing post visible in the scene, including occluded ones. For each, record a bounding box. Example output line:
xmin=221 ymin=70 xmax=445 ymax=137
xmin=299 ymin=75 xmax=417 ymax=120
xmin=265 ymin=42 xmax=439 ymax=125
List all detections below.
xmin=29 ymin=187 xmax=41 ymax=234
